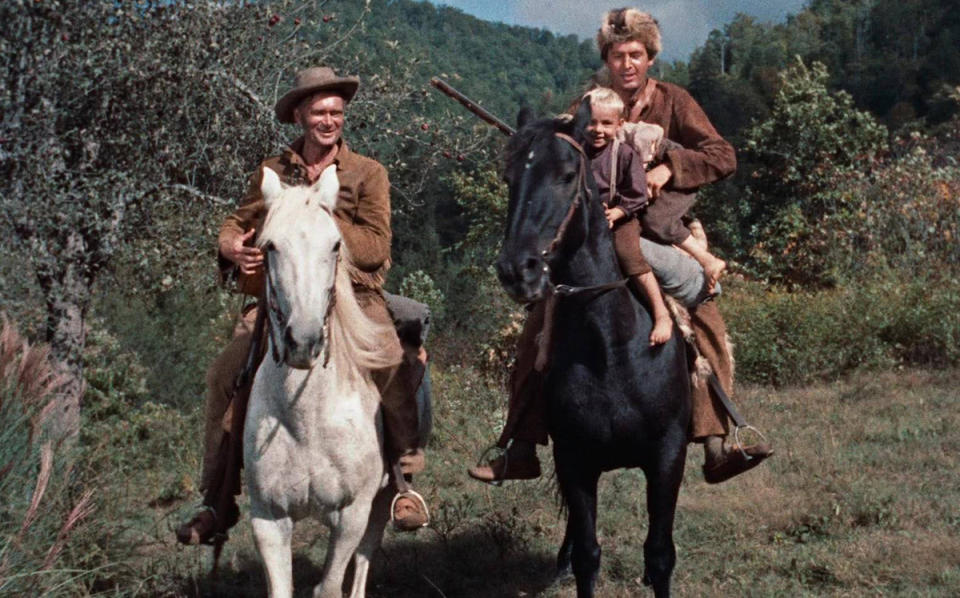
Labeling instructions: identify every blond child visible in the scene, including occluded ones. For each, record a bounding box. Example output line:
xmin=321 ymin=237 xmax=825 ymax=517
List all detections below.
xmin=583 ymin=88 xmax=672 ymax=345
xmin=617 ymin=114 xmax=727 ymax=291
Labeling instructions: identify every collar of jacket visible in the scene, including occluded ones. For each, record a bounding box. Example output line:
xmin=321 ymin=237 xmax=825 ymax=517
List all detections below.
xmin=280 ymin=136 xmax=360 ymax=184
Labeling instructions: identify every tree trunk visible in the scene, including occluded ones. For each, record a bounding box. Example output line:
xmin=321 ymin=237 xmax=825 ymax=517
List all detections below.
xmin=40 ymin=232 xmax=91 ymax=441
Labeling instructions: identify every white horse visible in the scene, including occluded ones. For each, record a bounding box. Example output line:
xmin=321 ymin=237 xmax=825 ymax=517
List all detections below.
xmin=244 ymin=165 xmax=402 ymax=598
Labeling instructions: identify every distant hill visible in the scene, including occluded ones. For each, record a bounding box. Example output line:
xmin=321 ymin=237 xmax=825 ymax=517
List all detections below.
xmin=312 ymin=0 xmax=602 ymax=121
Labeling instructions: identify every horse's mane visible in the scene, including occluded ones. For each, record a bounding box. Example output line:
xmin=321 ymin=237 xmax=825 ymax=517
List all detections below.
xmin=257 ymin=184 xmax=401 ymax=383
xmin=504 ymin=118 xmax=563 ymax=167
xmin=328 ymin=245 xmax=403 ymax=382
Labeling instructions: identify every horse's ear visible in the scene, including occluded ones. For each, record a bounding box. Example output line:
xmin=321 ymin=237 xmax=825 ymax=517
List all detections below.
xmin=570 ymin=98 xmax=592 ymax=146
xmin=261 ymin=167 xmax=283 ymax=206
xmin=517 ymin=107 xmax=535 ymax=129
xmin=311 ymin=164 xmax=339 ymax=212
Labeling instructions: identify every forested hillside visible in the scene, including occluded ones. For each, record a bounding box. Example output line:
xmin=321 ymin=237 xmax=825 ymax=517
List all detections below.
xmin=681 ymin=0 xmax=960 ymax=139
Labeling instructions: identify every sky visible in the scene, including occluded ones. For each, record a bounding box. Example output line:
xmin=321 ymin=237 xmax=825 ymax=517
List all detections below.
xmin=427 ymin=0 xmax=810 ymax=63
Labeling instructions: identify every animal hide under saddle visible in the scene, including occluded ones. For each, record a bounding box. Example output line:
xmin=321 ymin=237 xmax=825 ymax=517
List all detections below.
xmin=663 ymin=295 xmax=734 ymax=390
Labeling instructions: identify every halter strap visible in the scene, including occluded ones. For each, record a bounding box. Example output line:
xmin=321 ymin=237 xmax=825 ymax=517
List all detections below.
xmin=541 ymin=133 xmax=590 ymax=261
xmin=532 ymin=132 xmax=630 ymax=371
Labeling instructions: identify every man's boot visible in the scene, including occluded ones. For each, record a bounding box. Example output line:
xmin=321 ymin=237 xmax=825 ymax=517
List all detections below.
xmin=702 ymin=435 xmax=773 ymax=484
xmin=467 ymin=439 xmax=541 ymax=484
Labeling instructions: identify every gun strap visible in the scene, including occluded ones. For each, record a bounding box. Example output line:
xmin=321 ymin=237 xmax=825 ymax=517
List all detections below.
xmin=609 ymin=138 xmax=620 ymax=206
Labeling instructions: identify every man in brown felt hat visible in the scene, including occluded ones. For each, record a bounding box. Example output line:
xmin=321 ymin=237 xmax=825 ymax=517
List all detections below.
xmin=177 ymin=66 xmax=430 ymax=545
xmin=469 ymin=9 xmax=773 ymax=486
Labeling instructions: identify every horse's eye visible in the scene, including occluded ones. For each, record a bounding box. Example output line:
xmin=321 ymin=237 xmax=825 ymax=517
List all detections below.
xmin=263 ymin=241 xmax=276 ymax=253
xmin=561 ymin=171 xmax=577 ymax=184
xmin=332 ymin=241 xmax=341 ymax=253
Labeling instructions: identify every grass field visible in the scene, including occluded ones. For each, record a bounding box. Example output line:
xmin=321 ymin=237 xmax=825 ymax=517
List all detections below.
xmin=83 ymin=364 xmax=959 ymax=597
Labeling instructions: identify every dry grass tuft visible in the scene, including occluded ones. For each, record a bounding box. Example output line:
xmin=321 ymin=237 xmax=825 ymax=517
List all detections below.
xmin=0 ymin=313 xmax=94 ymax=591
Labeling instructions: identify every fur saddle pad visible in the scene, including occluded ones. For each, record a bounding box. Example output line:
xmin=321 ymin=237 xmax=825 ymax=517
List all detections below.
xmin=662 ymin=295 xmax=734 ymax=391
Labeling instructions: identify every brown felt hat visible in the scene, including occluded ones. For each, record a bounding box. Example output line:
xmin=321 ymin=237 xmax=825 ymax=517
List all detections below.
xmin=274 ymin=66 xmax=359 ymax=123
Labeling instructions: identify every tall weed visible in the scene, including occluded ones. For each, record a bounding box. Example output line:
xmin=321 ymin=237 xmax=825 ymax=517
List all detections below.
xmin=0 ymin=315 xmax=94 ymax=594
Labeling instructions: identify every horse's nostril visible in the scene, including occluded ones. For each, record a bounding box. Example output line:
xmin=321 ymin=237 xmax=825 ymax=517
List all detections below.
xmin=283 ymin=326 xmax=297 ymax=351
xmin=524 ymin=256 xmax=540 ymax=272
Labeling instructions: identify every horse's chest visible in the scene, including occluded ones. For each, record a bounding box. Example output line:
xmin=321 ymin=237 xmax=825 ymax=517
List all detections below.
xmin=245 ymin=380 xmax=382 ymax=517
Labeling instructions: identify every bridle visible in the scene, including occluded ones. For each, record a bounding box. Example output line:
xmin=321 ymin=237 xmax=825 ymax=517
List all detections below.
xmin=525 ymin=132 xmax=629 ymax=373
xmin=539 ymin=132 xmax=628 ymax=299
xmin=264 ymin=233 xmax=340 ymax=369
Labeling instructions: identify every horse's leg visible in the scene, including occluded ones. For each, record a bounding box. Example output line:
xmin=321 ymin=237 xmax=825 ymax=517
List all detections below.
xmin=348 ymin=482 xmax=393 ymax=598
xmin=556 ymin=518 xmax=574 ymax=580
xmin=642 ymin=437 xmax=687 ymax=598
xmin=556 ymin=456 xmax=602 ymax=598
xmin=251 ymin=514 xmax=294 ymax=598
xmin=314 ymin=499 xmax=374 ymax=598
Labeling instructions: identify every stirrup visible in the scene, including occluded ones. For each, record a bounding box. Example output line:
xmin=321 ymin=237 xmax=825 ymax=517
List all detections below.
xmin=732 ymin=424 xmax=769 ymax=460
xmin=177 ymin=504 xmax=225 ymax=546
xmin=474 ymin=443 xmax=510 ymax=487
xmin=390 ymin=488 xmax=430 ymax=530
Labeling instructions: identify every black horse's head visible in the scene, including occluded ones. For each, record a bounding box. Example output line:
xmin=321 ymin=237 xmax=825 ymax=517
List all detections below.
xmin=496 ymin=101 xmax=594 ymax=303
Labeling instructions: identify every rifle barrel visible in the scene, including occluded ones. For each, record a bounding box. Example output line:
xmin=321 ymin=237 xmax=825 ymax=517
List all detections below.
xmin=430 ymin=77 xmax=515 ymax=136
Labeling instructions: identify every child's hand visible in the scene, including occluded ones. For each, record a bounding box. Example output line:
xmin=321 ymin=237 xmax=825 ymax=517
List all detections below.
xmin=646 ymin=163 xmax=672 ymax=199
xmin=604 ymin=206 xmax=626 ymax=228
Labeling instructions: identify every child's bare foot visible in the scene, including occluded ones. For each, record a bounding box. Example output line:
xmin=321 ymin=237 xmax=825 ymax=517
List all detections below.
xmin=688 ymin=219 xmax=708 ymax=248
xmin=649 ymin=314 xmax=673 ymax=346
xmin=702 ymin=256 xmax=726 ymax=292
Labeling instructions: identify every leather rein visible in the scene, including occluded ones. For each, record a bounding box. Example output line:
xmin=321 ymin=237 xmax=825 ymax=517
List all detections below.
xmin=540 ymin=132 xmax=629 ymax=299
xmin=532 ymin=132 xmax=628 ymax=372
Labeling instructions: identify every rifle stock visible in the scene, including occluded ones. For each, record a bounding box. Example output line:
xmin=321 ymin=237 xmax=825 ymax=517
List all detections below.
xmin=430 ymin=77 xmax=516 ymax=136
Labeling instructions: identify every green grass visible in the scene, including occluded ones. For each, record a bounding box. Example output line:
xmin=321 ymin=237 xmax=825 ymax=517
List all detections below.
xmin=49 ymin=362 xmax=960 ymax=597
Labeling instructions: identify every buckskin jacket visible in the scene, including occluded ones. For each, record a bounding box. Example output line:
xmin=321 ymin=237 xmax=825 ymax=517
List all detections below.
xmin=218 ymin=136 xmax=391 ymax=298
xmin=624 ymin=78 xmax=736 ymax=190
xmin=587 ymin=71 xmax=736 ymax=191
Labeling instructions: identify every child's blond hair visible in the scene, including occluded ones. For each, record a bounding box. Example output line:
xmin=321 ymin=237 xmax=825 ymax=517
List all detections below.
xmin=584 ymin=87 xmax=625 ymax=118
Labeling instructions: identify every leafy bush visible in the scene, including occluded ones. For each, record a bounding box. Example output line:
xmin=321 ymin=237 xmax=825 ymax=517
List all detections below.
xmin=741 ymin=59 xmax=888 ymax=287
xmin=723 ymin=274 xmax=960 ymax=386
xmin=399 ymin=270 xmax=447 ymax=326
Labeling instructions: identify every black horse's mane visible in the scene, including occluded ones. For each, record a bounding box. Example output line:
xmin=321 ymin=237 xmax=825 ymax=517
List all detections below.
xmin=503 ymin=115 xmax=576 ymax=169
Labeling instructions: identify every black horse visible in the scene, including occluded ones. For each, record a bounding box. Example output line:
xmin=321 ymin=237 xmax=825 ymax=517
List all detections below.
xmin=496 ymin=102 xmax=692 ymax=598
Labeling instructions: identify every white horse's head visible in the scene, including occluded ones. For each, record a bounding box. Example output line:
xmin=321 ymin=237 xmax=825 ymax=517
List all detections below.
xmin=258 ymin=165 xmax=341 ymax=369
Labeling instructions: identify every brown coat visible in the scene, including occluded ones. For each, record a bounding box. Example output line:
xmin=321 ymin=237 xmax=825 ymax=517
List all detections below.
xmin=218 ymin=136 xmax=392 ymax=295
xmin=626 ymin=79 xmax=736 ymax=191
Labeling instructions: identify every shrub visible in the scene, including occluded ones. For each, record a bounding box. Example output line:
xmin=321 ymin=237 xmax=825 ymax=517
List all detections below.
xmin=723 ymin=274 xmax=960 ymax=386
xmin=741 ymin=59 xmax=889 ymax=287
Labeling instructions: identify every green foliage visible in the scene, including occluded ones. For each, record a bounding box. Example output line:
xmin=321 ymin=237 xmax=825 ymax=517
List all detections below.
xmin=399 ymin=270 xmax=446 ymax=325
xmin=437 ymin=167 xmax=524 ymax=370
xmin=741 ymin=59 xmax=888 ymax=286
xmin=685 ymin=0 xmax=960 ymax=133
xmin=723 ymin=274 xmax=960 ymax=386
